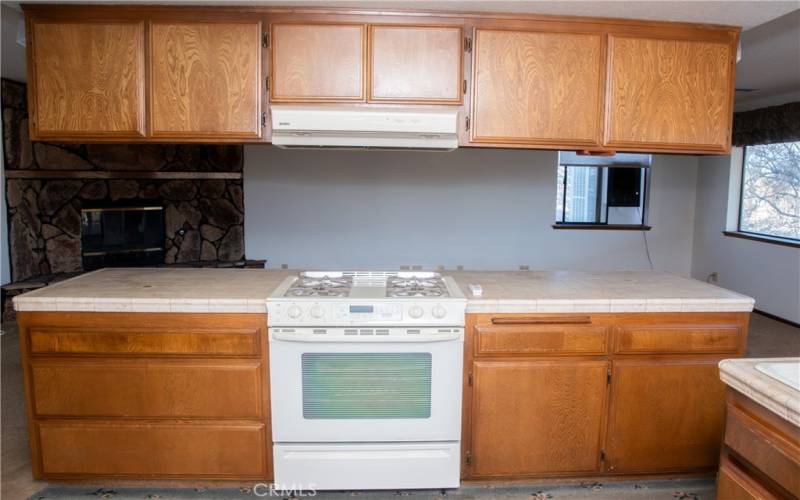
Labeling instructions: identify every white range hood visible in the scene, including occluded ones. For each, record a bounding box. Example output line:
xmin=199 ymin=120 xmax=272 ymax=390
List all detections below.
xmin=270 ymin=105 xmax=459 ymax=150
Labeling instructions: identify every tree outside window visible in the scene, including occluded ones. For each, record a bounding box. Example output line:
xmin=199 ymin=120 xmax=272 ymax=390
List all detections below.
xmin=740 ymin=141 xmax=800 ymax=241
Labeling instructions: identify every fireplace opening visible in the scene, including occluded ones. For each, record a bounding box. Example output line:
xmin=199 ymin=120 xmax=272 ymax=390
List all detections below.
xmin=80 ymin=205 xmax=166 ymax=271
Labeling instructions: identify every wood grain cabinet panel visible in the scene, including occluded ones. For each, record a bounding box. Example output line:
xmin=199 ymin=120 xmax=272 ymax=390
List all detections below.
xmin=614 ymin=324 xmax=741 ymax=354
xmin=606 ymin=360 xmax=727 ymax=473
xmin=724 ymin=405 xmax=800 ymax=496
xmin=475 ymin=324 xmax=609 ymax=356
xmin=29 ymin=326 xmax=260 ymax=356
xmin=369 ymin=25 xmax=462 ymax=103
xmin=470 ymin=28 xmax=604 ymax=147
xmin=271 ymin=23 xmax=365 ymax=101
xmin=150 ymin=21 xmax=262 ymax=138
xmin=470 ymin=360 xmax=607 ymax=477
xmin=38 ymin=421 xmax=267 ymax=478
xmin=29 ymin=20 xmax=145 ymax=139
xmin=605 ymin=35 xmax=734 ymax=152
xmin=31 ymin=360 xmax=262 ymax=418
xmin=717 ymin=457 xmax=779 ymax=500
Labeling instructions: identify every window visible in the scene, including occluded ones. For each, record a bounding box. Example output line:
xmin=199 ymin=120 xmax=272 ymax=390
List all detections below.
xmin=555 ymin=152 xmax=651 ymax=227
xmin=739 ymin=141 xmax=800 ymax=242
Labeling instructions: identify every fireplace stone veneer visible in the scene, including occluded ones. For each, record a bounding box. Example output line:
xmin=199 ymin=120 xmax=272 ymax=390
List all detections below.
xmin=2 ymin=79 xmax=247 ymax=282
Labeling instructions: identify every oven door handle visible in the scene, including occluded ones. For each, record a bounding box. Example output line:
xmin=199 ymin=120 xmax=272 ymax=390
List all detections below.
xmin=270 ymin=331 xmax=463 ymax=342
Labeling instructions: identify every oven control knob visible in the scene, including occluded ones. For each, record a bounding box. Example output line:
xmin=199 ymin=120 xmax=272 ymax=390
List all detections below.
xmin=310 ymin=305 xmax=325 ymax=319
xmin=408 ymin=305 xmax=424 ymax=319
xmin=432 ymin=305 xmax=447 ymax=319
xmin=287 ymin=305 xmax=302 ymax=319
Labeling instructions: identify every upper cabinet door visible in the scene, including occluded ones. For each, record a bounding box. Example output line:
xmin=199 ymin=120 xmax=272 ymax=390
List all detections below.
xmin=29 ymin=20 xmax=145 ymax=139
xmin=150 ymin=21 xmax=262 ymax=139
xmin=471 ymin=28 xmax=604 ymax=148
xmin=369 ymin=25 xmax=463 ymax=104
xmin=271 ymin=23 xmax=366 ymax=102
xmin=605 ymin=35 xmax=735 ymax=152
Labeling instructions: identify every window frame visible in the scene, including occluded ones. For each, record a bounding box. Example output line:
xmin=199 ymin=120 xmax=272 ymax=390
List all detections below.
xmin=732 ymin=144 xmax=800 ymax=246
xmin=554 ymin=161 xmax=650 ymax=231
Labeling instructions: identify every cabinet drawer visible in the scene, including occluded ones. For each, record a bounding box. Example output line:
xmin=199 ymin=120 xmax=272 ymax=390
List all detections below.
xmin=614 ymin=324 xmax=740 ymax=354
xmin=31 ymin=360 xmax=262 ymax=418
xmin=475 ymin=316 xmax=608 ymax=356
xmin=718 ymin=456 xmax=779 ymax=500
xmin=29 ymin=326 xmax=260 ymax=356
xmin=724 ymin=405 xmax=800 ymax=496
xmin=38 ymin=420 xmax=267 ymax=478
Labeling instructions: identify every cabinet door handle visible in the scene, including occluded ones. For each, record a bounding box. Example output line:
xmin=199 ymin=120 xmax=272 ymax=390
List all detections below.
xmin=490 ymin=316 xmax=592 ymax=325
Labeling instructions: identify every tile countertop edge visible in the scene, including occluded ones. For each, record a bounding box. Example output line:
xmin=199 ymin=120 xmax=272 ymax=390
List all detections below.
xmin=719 ymin=358 xmax=800 ymax=428
xmin=12 ymin=269 xmax=756 ymax=314
xmin=464 ymin=297 xmax=754 ymax=314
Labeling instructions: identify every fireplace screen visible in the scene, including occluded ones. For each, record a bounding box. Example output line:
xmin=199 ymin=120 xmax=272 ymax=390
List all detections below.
xmin=81 ymin=206 xmax=165 ymax=271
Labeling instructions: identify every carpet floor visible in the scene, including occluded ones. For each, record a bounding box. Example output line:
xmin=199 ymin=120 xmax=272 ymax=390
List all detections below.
xmin=28 ymin=478 xmax=715 ymax=500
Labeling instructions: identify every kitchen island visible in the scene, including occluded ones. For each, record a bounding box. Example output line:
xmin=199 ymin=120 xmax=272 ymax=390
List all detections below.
xmin=14 ymin=268 xmax=753 ymax=483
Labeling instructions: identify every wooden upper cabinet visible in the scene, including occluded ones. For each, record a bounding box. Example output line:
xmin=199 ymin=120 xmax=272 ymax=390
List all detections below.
xmin=605 ymin=35 xmax=735 ymax=152
xmin=28 ymin=20 xmax=145 ymax=139
xmin=470 ymin=360 xmax=607 ymax=477
xmin=470 ymin=28 xmax=604 ymax=147
xmin=271 ymin=23 xmax=366 ymax=102
xmin=606 ymin=360 xmax=727 ymax=473
xmin=369 ymin=25 xmax=463 ymax=104
xmin=150 ymin=21 xmax=262 ymax=139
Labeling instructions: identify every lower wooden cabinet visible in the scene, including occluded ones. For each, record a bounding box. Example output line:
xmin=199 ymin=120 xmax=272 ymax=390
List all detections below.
xmin=470 ymin=360 xmax=607 ymax=477
xmin=717 ymin=388 xmax=800 ymax=499
xmin=462 ymin=312 xmax=749 ymax=479
xmin=17 ymin=312 xmax=272 ymax=480
xmin=605 ymin=360 xmax=727 ymax=473
xmin=38 ymin=420 xmax=267 ymax=478
xmin=718 ymin=456 xmax=781 ymax=500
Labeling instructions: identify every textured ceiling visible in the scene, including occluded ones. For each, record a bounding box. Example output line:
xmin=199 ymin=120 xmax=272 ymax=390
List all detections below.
xmin=11 ymin=0 xmax=800 ymax=30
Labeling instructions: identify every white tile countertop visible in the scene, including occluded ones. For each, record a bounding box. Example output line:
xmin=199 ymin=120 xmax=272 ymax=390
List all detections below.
xmin=449 ymin=270 xmax=754 ymax=313
xmin=12 ymin=268 xmax=296 ymax=314
xmin=13 ymin=268 xmax=754 ymax=314
xmin=719 ymin=358 xmax=800 ymax=427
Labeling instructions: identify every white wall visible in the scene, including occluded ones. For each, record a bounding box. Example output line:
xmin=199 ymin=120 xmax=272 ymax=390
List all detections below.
xmin=244 ymin=147 xmax=698 ymax=275
xmin=692 ymin=154 xmax=800 ymax=323
xmin=0 ymin=5 xmax=27 ymax=285
xmin=1 ymin=5 xmax=27 ymax=83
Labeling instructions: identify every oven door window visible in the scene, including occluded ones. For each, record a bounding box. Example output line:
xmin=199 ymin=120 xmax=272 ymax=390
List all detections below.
xmin=302 ymin=353 xmax=432 ymax=419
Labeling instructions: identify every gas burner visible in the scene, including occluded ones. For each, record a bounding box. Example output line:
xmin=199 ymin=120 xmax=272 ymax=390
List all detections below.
xmin=286 ymin=287 xmax=349 ymax=298
xmin=387 ymin=276 xmax=449 ymax=298
xmin=390 ymin=288 xmax=445 ymax=298
xmin=285 ymin=275 xmax=352 ymax=298
xmin=294 ymin=276 xmax=350 ymax=289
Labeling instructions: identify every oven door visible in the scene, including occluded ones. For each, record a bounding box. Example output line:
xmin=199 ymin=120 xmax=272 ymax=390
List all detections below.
xmin=269 ymin=330 xmax=463 ymax=443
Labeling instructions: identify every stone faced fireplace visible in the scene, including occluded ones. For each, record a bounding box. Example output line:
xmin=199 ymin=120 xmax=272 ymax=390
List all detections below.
xmin=2 ymin=79 xmax=248 ymax=283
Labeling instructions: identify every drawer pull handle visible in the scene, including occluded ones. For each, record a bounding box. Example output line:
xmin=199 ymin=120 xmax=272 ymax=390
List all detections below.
xmin=490 ymin=316 xmax=592 ymax=325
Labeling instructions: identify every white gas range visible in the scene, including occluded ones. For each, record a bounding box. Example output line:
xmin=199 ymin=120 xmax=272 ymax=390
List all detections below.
xmin=267 ymin=271 xmax=466 ymax=491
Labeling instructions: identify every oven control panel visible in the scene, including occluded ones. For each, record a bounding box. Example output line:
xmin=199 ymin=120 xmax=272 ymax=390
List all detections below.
xmin=267 ymin=300 xmax=466 ymax=326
